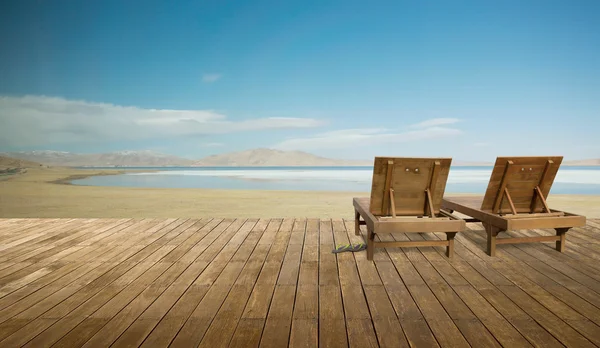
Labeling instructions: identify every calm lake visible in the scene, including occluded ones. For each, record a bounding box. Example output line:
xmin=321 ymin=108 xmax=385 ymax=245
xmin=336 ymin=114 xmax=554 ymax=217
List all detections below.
xmin=71 ymin=166 xmax=600 ymax=194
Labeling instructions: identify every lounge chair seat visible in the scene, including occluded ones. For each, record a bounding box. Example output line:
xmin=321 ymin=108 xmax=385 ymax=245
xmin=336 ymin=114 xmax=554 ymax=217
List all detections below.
xmin=353 ymin=157 xmax=466 ymax=260
xmin=442 ymin=156 xmax=586 ymax=256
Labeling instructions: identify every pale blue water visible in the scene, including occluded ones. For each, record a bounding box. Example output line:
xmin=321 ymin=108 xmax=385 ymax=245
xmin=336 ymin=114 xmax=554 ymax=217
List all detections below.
xmin=71 ymin=166 xmax=600 ymax=194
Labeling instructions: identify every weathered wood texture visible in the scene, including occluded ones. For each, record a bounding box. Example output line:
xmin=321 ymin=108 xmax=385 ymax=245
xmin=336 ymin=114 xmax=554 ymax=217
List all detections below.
xmin=369 ymin=157 xmax=452 ymax=216
xmin=360 ymin=157 xmax=464 ymax=260
xmin=1 ymin=218 xmax=600 ymax=347
xmin=481 ymin=156 xmax=563 ymax=214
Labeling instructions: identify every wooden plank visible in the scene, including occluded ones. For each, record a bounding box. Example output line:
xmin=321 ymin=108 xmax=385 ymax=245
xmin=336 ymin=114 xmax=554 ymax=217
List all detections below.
xmin=476 ymin=237 xmax=600 ymax=329
xmin=288 ymin=218 xmax=318 ymax=348
xmin=0 ymin=219 xmax=101 ymax=266
xmin=498 ymin=285 xmax=597 ymax=348
xmin=0 ymin=221 xmax=153 ymax=317
xmin=259 ymin=218 xmax=301 ymax=348
xmin=423 ymin=228 xmax=585 ymax=348
xmin=3 ymin=219 xmax=193 ymax=347
xmin=0 ymin=219 xmax=131 ymax=283
xmin=0 ymin=219 xmax=90 ymax=254
xmin=318 ymin=219 xmax=347 ymax=348
xmin=514 ymin=241 xmax=600 ymax=292
xmin=352 ymin=234 xmax=412 ymax=347
xmin=338 ymin=220 xmax=380 ymax=348
xmin=69 ymin=221 xmax=224 ymax=347
xmin=497 ymin=235 xmax=600 ymax=297
xmin=363 ymin=283 xmax=411 ymax=347
xmin=0 ymin=244 xmax=139 ymax=327
xmin=162 ymin=219 xmax=260 ymax=347
xmin=46 ymin=258 xmax=177 ymax=347
xmin=531 ymin=160 xmax=553 ymax=212
xmin=0 ymin=221 xmax=74 ymax=253
xmin=452 ymin=285 xmax=534 ymax=347
xmin=369 ymin=157 xmax=452 ymax=216
xmin=229 ymin=219 xmax=286 ymax=348
xmin=1 ymin=218 xmax=600 ymax=348
xmin=258 ymin=284 xmax=296 ymax=348
xmin=138 ymin=220 xmax=256 ymax=346
xmin=0 ymin=219 xmax=59 ymax=239
xmin=78 ymin=262 xmax=192 ymax=348
xmin=492 ymin=160 xmax=514 ymax=213
xmin=408 ymin=261 xmax=506 ymax=347
xmin=467 ymin=232 xmax=600 ymax=326
xmin=482 ymin=156 xmax=563 ymax=213
xmin=382 ymin=159 xmax=394 ymax=216
xmin=197 ymin=224 xmax=271 ymax=348
xmin=118 ymin=218 xmax=240 ymax=347
xmin=448 ymin=263 xmax=565 ymax=348
xmin=389 ymin=259 xmax=471 ymax=347
xmin=457 ymin=229 xmax=600 ymax=347
xmin=375 ymin=261 xmax=439 ymax=347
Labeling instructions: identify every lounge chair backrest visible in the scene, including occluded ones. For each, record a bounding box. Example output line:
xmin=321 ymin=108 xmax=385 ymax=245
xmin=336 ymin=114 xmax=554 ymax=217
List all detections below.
xmin=369 ymin=157 xmax=453 ymax=217
xmin=481 ymin=156 xmax=563 ymax=214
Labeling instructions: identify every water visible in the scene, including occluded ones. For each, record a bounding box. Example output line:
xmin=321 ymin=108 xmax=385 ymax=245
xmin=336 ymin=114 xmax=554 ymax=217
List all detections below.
xmin=71 ymin=166 xmax=600 ymax=194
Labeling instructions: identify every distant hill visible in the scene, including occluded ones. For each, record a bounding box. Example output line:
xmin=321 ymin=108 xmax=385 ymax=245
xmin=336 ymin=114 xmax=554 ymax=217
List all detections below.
xmin=0 ymin=155 xmax=45 ymax=169
xmin=193 ymin=148 xmax=371 ymax=166
xmin=0 ymin=150 xmax=195 ymax=167
xmin=0 ymin=155 xmax=45 ymax=178
xmin=564 ymin=159 xmax=600 ymax=166
xmin=2 ymin=149 xmax=598 ymax=167
xmin=452 ymin=160 xmax=493 ymax=166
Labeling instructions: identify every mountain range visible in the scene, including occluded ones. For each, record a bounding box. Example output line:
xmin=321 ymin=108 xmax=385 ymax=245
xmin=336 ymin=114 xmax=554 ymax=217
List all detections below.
xmin=0 ymin=149 xmax=598 ymax=167
xmin=0 ymin=150 xmax=196 ymax=167
xmin=0 ymin=149 xmax=369 ymax=167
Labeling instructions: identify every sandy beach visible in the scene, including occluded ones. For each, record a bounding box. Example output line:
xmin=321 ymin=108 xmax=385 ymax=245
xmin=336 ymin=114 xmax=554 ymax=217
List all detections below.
xmin=1 ymin=167 xmax=599 ymax=219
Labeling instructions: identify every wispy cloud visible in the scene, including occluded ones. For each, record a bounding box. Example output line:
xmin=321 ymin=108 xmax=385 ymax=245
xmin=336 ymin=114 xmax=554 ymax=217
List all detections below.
xmin=410 ymin=118 xmax=460 ymax=129
xmin=202 ymin=142 xmax=225 ymax=147
xmin=273 ymin=122 xmax=463 ymax=151
xmin=202 ymin=73 xmax=222 ymax=83
xmin=0 ymin=95 xmax=325 ymax=147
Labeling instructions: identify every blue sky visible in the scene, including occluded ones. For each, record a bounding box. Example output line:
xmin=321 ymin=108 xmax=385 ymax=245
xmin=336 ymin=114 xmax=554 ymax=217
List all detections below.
xmin=0 ymin=0 xmax=598 ymax=161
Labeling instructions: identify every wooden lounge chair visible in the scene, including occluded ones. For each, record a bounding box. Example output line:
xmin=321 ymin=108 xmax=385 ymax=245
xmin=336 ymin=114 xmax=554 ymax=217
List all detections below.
xmin=442 ymin=156 xmax=586 ymax=256
xmin=353 ymin=157 xmax=466 ymax=260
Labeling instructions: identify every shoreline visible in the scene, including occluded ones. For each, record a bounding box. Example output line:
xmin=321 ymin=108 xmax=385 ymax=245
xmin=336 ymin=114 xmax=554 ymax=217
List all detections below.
xmin=48 ymin=168 xmax=158 ymax=185
xmin=50 ymin=171 xmax=129 ymax=185
xmin=0 ymin=166 xmax=598 ymax=219
xmin=63 ymin=168 xmax=600 ymax=197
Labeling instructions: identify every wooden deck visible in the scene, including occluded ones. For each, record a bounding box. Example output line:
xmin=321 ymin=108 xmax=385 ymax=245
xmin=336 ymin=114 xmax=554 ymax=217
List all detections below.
xmin=1 ymin=218 xmax=600 ymax=347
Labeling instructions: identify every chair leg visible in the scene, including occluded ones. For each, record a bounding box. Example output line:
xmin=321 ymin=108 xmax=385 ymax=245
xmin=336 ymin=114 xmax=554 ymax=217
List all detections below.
xmin=483 ymin=223 xmax=500 ymax=257
xmin=366 ymin=227 xmax=375 ymax=261
xmin=446 ymin=232 xmax=457 ymax=259
xmin=555 ymin=228 xmax=569 ymax=252
xmin=354 ymin=209 xmax=361 ymax=236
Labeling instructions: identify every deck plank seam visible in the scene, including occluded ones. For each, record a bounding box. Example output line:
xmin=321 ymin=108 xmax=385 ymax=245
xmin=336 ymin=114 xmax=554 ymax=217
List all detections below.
xmin=458 ymin=226 xmax=598 ymax=347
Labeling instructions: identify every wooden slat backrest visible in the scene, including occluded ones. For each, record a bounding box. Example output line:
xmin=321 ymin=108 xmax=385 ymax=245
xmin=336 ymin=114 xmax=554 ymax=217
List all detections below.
xmin=480 ymin=156 xmax=563 ymax=214
xmin=369 ymin=157 xmax=453 ymax=216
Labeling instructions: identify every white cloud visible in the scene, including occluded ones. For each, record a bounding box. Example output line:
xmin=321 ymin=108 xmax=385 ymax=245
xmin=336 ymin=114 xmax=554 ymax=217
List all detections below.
xmin=202 ymin=73 xmax=222 ymax=83
xmin=0 ymin=95 xmax=325 ymax=147
xmin=202 ymin=142 xmax=225 ymax=147
xmin=410 ymin=118 xmax=460 ymax=129
xmin=273 ymin=124 xmax=463 ymax=151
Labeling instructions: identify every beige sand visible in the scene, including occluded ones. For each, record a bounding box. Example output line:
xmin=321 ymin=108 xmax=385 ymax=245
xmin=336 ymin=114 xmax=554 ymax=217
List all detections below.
xmin=1 ymin=167 xmax=598 ymax=219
